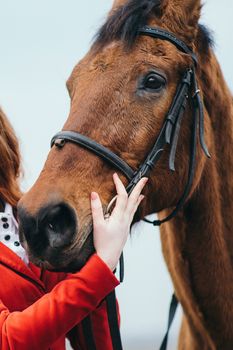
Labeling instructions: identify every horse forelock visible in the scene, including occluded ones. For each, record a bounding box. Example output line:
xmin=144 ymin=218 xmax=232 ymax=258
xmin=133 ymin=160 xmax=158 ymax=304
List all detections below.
xmin=94 ymin=0 xmax=162 ymax=49
xmin=93 ymin=0 xmax=214 ymax=56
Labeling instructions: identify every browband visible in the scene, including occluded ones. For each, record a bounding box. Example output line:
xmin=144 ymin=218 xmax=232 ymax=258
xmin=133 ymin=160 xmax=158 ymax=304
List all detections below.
xmin=138 ymin=26 xmax=198 ymax=65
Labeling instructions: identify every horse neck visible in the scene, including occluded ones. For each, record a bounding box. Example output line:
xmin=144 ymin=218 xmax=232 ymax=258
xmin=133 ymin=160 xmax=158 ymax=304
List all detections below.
xmin=202 ymin=51 xmax=233 ymax=262
xmin=159 ymin=50 xmax=233 ymax=348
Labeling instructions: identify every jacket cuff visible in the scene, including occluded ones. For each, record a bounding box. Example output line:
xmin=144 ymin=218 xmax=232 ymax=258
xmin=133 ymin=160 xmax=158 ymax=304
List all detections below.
xmin=70 ymin=253 xmax=119 ymax=299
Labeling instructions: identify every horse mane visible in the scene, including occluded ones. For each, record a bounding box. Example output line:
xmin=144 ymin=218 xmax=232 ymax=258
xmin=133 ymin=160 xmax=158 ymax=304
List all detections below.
xmin=94 ymin=0 xmax=214 ymax=52
xmin=0 ymin=108 xmax=22 ymax=207
xmin=197 ymin=24 xmax=215 ymax=55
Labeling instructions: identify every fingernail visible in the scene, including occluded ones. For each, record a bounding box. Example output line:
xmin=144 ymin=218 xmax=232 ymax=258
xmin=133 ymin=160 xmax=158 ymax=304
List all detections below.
xmin=91 ymin=192 xmax=98 ymax=200
xmin=113 ymin=173 xmax=118 ymax=178
xmin=143 ymin=178 xmax=148 ymax=183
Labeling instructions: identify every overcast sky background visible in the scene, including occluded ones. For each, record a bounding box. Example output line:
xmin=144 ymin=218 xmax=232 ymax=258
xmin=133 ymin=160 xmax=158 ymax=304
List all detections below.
xmin=0 ymin=1 xmax=232 ymax=349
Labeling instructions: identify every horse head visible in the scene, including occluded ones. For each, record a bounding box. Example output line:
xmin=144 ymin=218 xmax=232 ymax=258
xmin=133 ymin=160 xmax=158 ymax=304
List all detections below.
xmin=18 ymin=0 xmax=212 ymax=271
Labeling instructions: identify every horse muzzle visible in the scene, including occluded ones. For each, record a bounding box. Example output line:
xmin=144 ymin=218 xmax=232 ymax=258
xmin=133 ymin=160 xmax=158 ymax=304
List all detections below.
xmin=18 ymin=200 xmax=94 ymax=271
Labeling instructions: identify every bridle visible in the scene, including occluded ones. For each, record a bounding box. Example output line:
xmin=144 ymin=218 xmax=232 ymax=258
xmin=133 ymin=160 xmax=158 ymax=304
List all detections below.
xmin=51 ymin=26 xmax=210 ymax=350
xmin=51 ymin=26 xmax=210 ymax=226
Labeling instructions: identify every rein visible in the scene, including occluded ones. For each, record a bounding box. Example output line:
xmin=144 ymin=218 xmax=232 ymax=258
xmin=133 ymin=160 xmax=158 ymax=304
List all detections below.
xmin=51 ymin=26 xmax=210 ymax=350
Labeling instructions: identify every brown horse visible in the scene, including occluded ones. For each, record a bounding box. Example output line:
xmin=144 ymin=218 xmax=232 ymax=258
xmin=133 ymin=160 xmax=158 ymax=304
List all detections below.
xmin=18 ymin=0 xmax=233 ymax=348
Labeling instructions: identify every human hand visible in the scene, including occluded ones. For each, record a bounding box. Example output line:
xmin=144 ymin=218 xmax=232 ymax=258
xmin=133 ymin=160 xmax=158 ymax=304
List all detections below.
xmin=91 ymin=173 xmax=148 ymax=271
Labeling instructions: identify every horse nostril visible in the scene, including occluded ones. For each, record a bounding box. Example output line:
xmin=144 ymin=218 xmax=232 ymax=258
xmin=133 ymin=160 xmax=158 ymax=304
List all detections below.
xmin=18 ymin=201 xmax=77 ymax=257
xmin=42 ymin=203 xmax=77 ymax=248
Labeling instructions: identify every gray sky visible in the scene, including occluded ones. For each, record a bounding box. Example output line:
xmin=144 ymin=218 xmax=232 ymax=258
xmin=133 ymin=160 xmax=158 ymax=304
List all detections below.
xmin=0 ymin=1 xmax=232 ymax=349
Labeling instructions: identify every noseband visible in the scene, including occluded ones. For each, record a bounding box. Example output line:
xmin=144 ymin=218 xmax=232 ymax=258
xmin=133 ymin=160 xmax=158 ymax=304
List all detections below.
xmin=51 ymin=26 xmax=210 ymax=350
xmin=51 ymin=25 xmax=210 ymax=227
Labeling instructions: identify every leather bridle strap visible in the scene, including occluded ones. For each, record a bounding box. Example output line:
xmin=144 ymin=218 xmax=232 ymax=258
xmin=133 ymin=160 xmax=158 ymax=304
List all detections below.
xmin=106 ymin=290 xmax=123 ymax=350
xmin=144 ymin=69 xmax=198 ymax=226
xmin=125 ymin=69 xmax=192 ymax=195
xmin=144 ymin=68 xmax=209 ymax=226
xmin=82 ymin=290 xmax=123 ymax=350
xmin=159 ymin=294 xmax=179 ymax=350
xmin=82 ymin=316 xmax=97 ymax=350
xmin=51 ymin=132 xmax=135 ymax=180
xmin=138 ymin=26 xmax=198 ymax=65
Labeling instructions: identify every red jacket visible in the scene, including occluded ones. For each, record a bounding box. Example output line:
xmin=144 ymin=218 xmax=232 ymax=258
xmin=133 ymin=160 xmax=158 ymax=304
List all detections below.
xmin=0 ymin=242 xmax=119 ymax=349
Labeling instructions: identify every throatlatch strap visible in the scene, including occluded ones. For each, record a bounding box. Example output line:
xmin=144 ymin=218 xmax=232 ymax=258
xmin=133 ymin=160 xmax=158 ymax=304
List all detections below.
xmin=82 ymin=316 xmax=97 ymax=350
xmin=159 ymin=294 xmax=179 ymax=350
xmin=106 ymin=290 xmax=123 ymax=350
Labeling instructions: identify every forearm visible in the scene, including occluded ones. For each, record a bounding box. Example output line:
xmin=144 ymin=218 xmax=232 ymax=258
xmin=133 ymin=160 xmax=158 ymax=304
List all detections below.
xmin=0 ymin=254 xmax=119 ymax=350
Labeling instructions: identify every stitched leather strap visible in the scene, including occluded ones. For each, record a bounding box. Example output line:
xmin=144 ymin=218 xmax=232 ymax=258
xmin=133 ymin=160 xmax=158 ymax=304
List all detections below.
xmin=82 ymin=315 xmax=97 ymax=350
xmin=192 ymin=69 xmax=210 ymax=158
xmin=159 ymin=294 xmax=179 ymax=350
xmin=144 ymin=69 xmax=207 ymax=226
xmin=126 ymin=69 xmax=192 ymax=197
xmin=82 ymin=290 xmax=123 ymax=350
xmin=138 ymin=26 xmax=198 ymax=65
xmin=51 ymin=131 xmax=135 ymax=180
xmin=106 ymin=290 xmax=123 ymax=350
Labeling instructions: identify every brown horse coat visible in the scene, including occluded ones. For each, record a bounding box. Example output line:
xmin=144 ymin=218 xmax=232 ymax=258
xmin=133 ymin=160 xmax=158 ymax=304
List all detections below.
xmin=18 ymin=1 xmax=233 ymax=348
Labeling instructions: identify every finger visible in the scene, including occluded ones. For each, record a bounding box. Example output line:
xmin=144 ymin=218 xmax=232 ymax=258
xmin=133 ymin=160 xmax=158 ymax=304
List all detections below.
xmin=129 ymin=195 xmax=145 ymax=223
xmin=126 ymin=178 xmax=148 ymax=215
xmin=90 ymin=192 xmax=105 ymax=228
xmin=111 ymin=173 xmax=128 ymax=217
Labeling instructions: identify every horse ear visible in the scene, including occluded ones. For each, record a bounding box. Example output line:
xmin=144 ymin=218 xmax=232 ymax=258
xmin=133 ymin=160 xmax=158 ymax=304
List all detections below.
xmin=161 ymin=0 xmax=201 ymax=42
xmin=110 ymin=0 xmax=201 ymax=35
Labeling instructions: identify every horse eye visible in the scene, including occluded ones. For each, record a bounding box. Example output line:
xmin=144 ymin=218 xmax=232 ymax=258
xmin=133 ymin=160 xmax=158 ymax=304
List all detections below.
xmin=143 ymin=73 xmax=166 ymax=91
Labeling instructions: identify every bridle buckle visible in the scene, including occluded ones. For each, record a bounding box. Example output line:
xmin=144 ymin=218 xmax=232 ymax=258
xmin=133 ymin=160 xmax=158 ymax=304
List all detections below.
xmin=54 ymin=138 xmax=66 ymax=148
xmin=192 ymin=89 xmax=201 ymax=99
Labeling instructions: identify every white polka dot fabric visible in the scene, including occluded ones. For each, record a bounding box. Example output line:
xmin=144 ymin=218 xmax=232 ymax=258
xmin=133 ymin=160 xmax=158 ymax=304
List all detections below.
xmin=0 ymin=203 xmax=29 ymax=265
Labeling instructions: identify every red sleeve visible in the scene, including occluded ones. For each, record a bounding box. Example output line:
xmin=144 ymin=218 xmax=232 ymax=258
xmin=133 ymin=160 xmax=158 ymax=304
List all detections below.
xmin=0 ymin=254 xmax=119 ymax=350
